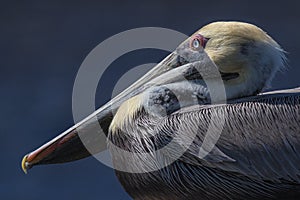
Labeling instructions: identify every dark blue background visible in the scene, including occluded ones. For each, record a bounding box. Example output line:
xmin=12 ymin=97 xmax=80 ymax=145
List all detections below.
xmin=2 ymin=1 xmax=300 ymax=199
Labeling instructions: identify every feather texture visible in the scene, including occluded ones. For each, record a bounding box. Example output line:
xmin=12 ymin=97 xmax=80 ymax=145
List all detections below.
xmin=109 ymin=88 xmax=300 ymax=200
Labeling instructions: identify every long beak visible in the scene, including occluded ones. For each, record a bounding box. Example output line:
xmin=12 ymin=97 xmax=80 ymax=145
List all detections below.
xmin=21 ymin=51 xmax=188 ymax=173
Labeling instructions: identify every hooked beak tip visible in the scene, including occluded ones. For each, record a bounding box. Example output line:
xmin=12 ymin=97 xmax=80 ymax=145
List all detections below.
xmin=21 ymin=154 xmax=30 ymax=174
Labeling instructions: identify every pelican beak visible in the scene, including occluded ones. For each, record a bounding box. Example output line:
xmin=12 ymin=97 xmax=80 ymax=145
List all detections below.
xmin=21 ymin=49 xmax=195 ymax=173
xmin=21 ymin=125 xmax=93 ymax=173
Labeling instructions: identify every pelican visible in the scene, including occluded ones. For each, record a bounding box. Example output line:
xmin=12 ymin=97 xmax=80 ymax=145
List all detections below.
xmin=22 ymin=21 xmax=300 ymax=200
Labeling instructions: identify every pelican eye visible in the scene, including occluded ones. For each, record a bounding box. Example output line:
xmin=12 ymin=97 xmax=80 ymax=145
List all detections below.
xmin=192 ymin=39 xmax=200 ymax=48
xmin=190 ymin=34 xmax=208 ymax=50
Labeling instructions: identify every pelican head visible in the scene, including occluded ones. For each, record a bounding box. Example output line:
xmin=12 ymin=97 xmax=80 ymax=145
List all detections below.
xmin=22 ymin=21 xmax=286 ymax=173
xmin=109 ymin=21 xmax=286 ymax=132
xmin=199 ymin=21 xmax=286 ymax=98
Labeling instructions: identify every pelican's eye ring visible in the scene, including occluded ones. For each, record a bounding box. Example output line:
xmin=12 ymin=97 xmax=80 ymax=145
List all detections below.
xmin=190 ymin=34 xmax=208 ymax=50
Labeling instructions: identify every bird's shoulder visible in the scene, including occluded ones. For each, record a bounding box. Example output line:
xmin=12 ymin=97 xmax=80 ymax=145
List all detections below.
xmin=153 ymin=87 xmax=300 ymax=183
